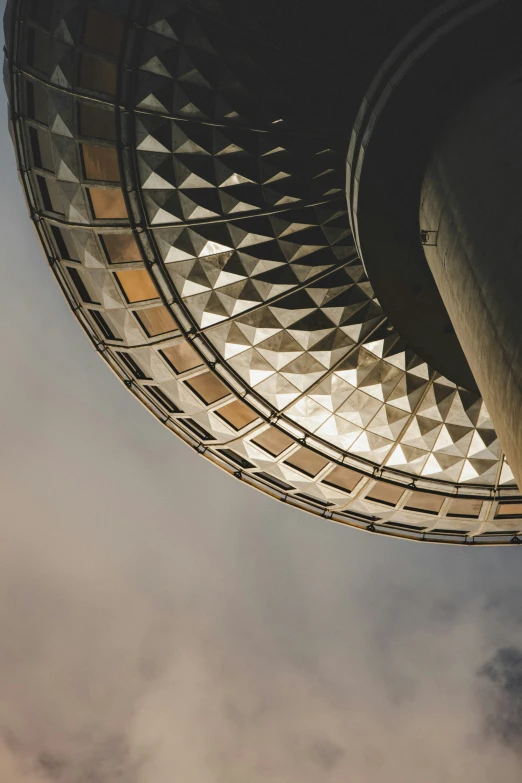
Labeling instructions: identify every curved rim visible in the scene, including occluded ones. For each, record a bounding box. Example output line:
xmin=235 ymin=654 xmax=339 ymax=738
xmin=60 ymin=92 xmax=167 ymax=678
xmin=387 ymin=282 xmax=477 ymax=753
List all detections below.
xmin=346 ymin=0 xmax=502 ymax=247
xmin=345 ymin=0 xmax=507 ymax=391
xmin=3 ymin=0 xmax=521 ymax=544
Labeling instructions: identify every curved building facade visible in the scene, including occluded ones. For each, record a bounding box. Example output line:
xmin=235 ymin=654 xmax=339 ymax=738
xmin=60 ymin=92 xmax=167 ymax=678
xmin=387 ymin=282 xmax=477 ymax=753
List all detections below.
xmin=4 ymin=0 xmax=522 ymax=544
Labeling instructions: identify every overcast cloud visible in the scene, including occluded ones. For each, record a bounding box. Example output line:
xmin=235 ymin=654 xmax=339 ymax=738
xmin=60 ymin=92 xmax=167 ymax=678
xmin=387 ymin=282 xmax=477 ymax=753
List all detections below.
xmin=1 ymin=8 xmax=522 ymax=780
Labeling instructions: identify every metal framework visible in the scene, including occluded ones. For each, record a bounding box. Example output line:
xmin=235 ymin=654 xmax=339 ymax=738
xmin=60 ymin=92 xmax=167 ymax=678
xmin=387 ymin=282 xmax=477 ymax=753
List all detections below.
xmin=4 ymin=0 xmax=522 ymax=544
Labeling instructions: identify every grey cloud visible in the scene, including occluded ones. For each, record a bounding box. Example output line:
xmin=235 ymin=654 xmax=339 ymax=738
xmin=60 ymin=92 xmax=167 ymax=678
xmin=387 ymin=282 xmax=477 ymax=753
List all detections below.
xmin=16 ymin=736 xmax=143 ymax=783
xmin=308 ymin=738 xmax=344 ymax=772
xmin=481 ymin=647 xmax=522 ymax=750
xmin=0 ymin=487 xmax=519 ymax=783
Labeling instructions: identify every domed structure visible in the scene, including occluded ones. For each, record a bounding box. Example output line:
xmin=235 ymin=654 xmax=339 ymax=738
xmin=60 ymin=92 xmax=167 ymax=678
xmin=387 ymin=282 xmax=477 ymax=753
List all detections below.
xmin=4 ymin=0 xmax=522 ymax=543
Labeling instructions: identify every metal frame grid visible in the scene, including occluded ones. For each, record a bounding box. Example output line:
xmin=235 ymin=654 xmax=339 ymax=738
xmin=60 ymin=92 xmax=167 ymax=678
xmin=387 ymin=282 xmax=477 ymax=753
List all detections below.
xmin=4 ymin=0 xmax=522 ymax=544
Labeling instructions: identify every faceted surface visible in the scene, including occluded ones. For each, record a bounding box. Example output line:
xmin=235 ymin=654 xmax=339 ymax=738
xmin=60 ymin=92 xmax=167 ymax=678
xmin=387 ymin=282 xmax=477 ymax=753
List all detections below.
xmin=4 ymin=0 xmax=521 ymax=543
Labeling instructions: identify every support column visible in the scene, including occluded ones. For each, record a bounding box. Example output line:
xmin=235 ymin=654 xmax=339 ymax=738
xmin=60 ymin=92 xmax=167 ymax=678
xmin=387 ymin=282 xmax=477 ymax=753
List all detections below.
xmin=420 ymin=72 xmax=522 ymax=489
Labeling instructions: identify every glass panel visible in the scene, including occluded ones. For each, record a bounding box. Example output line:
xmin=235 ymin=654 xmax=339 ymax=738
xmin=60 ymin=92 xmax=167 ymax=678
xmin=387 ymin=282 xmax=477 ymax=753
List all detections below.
xmin=284 ymin=447 xmax=329 ymax=477
xmin=447 ymin=498 xmax=483 ymax=517
xmin=28 ymin=27 xmax=49 ymax=73
xmin=51 ymin=226 xmax=80 ymax=261
xmin=47 ymin=179 xmax=64 ymax=213
xmin=80 ymin=103 xmax=117 ymax=141
xmin=146 ymin=386 xmax=180 ymax=414
xmin=256 ymin=472 xmax=293 ymax=492
xmin=27 ymin=82 xmax=49 ymax=124
xmin=79 ymin=54 xmax=117 ymax=95
xmin=37 ymin=175 xmax=63 ymax=214
xmin=495 ymin=502 xmax=522 ymax=518
xmin=83 ymin=8 xmax=124 ymax=56
xmin=216 ymin=400 xmax=259 ymax=430
xmin=68 ymin=267 xmax=95 ymax=303
xmin=82 ymin=143 xmax=120 ymax=182
xmin=218 ymin=449 xmax=255 ymax=470
xmin=116 ymin=351 xmax=149 ymax=380
xmin=101 ymin=233 xmax=141 ymax=263
xmin=89 ymin=188 xmax=127 ymax=219
xmin=30 ymin=0 xmax=53 ymax=27
xmin=116 ymin=269 xmax=158 ymax=303
xmin=322 ymin=465 xmax=362 ymax=493
xmin=135 ymin=305 xmax=176 ymax=337
xmin=252 ymin=427 xmax=293 ymax=457
xmin=185 ymin=371 xmax=229 ymax=405
xmin=405 ymin=491 xmax=444 ymax=514
xmin=30 ymin=127 xmax=54 ymax=171
xmin=161 ymin=341 xmax=203 ymax=374
xmin=39 ymin=130 xmax=54 ymax=171
xmin=366 ymin=481 xmax=405 ymax=506
xmin=90 ymin=309 xmax=115 ymax=340
xmin=182 ymin=419 xmax=213 ymax=441
xmin=295 ymin=493 xmax=333 ymax=508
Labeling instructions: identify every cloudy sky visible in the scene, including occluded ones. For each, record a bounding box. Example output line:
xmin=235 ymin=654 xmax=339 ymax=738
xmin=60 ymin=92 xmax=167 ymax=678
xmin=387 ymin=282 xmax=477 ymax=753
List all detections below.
xmin=2 ymin=13 xmax=522 ymax=783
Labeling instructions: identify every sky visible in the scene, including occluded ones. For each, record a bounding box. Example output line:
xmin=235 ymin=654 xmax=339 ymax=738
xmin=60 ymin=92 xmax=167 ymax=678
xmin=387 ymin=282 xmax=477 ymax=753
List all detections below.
xmin=2 ymin=14 xmax=522 ymax=783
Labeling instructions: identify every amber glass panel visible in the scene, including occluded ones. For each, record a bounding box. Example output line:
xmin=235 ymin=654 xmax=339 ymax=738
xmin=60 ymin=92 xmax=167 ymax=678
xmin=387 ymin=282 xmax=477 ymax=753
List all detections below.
xmin=322 ymin=465 xmax=362 ymax=493
xmin=89 ymin=188 xmax=127 ymax=219
xmin=284 ymin=447 xmax=329 ymax=477
xmin=405 ymin=491 xmax=444 ymax=514
xmin=253 ymin=427 xmax=293 ymax=457
xmin=366 ymin=481 xmax=405 ymax=506
xmin=79 ymin=54 xmax=117 ymax=95
xmin=116 ymin=269 xmax=158 ymax=303
xmin=101 ymin=233 xmax=141 ymax=263
xmin=135 ymin=305 xmax=176 ymax=337
xmin=80 ymin=103 xmax=116 ymax=141
xmin=83 ymin=8 xmax=124 ymax=56
xmin=495 ymin=502 xmax=522 ymax=518
xmin=82 ymin=144 xmax=120 ymax=182
xmin=161 ymin=341 xmax=203 ymax=374
xmin=447 ymin=498 xmax=483 ymax=517
xmin=216 ymin=400 xmax=259 ymax=430
xmin=186 ymin=372 xmax=229 ymax=405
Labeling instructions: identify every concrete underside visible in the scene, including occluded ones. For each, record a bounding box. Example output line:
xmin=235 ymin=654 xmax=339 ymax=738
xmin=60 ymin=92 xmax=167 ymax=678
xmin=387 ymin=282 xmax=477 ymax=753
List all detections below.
xmin=421 ymin=72 xmax=522 ymax=490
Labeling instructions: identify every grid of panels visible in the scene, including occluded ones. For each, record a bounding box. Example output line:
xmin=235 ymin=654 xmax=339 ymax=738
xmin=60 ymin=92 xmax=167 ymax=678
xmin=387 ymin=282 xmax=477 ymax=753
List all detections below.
xmin=4 ymin=0 xmax=522 ymax=544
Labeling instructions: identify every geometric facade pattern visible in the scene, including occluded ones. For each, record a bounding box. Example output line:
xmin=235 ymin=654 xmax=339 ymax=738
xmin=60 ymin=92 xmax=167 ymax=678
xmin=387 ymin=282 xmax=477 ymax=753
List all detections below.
xmin=4 ymin=0 xmax=522 ymax=544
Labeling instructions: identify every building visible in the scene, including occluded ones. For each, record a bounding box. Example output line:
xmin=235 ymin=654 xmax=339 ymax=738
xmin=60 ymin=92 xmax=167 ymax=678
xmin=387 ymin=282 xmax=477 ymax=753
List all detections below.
xmin=4 ymin=0 xmax=522 ymax=543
